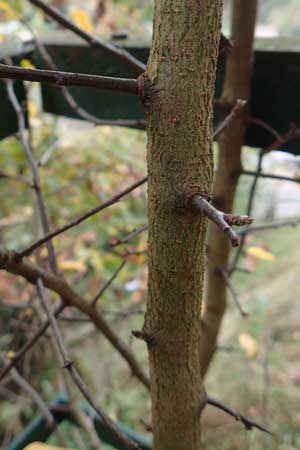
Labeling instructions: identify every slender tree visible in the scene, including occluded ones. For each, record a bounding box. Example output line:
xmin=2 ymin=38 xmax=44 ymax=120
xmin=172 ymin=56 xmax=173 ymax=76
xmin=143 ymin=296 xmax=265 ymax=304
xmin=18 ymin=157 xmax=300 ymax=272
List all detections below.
xmin=143 ymin=1 xmax=223 ymax=449
xmin=199 ymin=0 xmax=258 ymax=376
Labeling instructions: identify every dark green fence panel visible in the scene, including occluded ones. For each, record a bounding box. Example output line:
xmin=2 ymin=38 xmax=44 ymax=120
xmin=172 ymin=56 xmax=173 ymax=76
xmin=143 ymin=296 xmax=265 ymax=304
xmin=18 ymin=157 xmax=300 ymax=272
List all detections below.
xmin=6 ymin=396 xmax=152 ymax=450
xmin=0 ymin=38 xmax=33 ymax=140
xmin=32 ymin=33 xmax=300 ymax=154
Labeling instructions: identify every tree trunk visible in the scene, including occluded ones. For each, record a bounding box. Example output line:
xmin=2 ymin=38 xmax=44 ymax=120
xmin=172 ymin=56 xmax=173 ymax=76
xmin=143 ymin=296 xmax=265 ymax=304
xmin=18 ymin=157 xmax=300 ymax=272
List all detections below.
xmin=143 ymin=2 xmax=223 ymax=449
xmin=199 ymin=0 xmax=258 ymax=377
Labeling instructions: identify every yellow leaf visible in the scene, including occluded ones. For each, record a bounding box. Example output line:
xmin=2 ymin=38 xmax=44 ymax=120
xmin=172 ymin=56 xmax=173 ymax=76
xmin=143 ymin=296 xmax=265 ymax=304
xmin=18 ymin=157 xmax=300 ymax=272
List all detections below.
xmin=24 ymin=442 xmax=75 ymax=450
xmin=246 ymin=246 xmax=275 ymax=261
xmin=20 ymin=59 xmax=36 ymax=70
xmin=70 ymin=9 xmax=93 ymax=33
xmin=60 ymin=259 xmax=87 ymax=272
xmin=0 ymin=1 xmax=17 ymax=21
xmin=239 ymin=333 xmax=258 ymax=359
xmin=6 ymin=351 xmax=16 ymax=359
xmin=27 ymin=100 xmax=39 ymax=118
xmin=24 ymin=307 xmax=34 ymax=318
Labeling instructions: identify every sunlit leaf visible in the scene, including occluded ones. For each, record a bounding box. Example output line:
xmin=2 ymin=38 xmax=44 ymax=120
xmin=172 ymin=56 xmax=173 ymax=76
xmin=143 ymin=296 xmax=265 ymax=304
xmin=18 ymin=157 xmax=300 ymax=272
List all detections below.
xmin=20 ymin=59 xmax=35 ymax=70
xmin=24 ymin=443 xmax=75 ymax=450
xmin=0 ymin=1 xmax=17 ymax=21
xmin=60 ymin=259 xmax=87 ymax=272
xmin=238 ymin=333 xmax=258 ymax=359
xmin=246 ymin=246 xmax=275 ymax=261
xmin=70 ymin=9 xmax=93 ymax=33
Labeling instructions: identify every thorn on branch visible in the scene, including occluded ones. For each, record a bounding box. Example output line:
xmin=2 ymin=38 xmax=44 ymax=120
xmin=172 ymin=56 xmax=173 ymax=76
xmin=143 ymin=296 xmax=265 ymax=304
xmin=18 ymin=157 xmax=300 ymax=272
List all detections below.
xmin=132 ymin=330 xmax=155 ymax=346
xmin=62 ymin=360 xmax=74 ymax=370
xmin=188 ymin=194 xmax=253 ymax=247
xmin=219 ymin=33 xmax=234 ymax=54
xmin=206 ymin=396 xmax=273 ymax=435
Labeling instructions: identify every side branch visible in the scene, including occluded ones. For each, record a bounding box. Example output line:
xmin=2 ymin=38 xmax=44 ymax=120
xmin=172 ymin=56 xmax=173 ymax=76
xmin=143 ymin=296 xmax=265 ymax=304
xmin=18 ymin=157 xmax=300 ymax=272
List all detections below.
xmin=207 ymin=396 xmax=272 ymax=435
xmin=213 ymin=99 xmax=246 ymax=140
xmin=28 ymin=0 xmax=146 ymax=74
xmin=20 ymin=176 xmax=147 ymax=257
xmin=242 ymin=170 xmax=300 ymax=185
xmin=37 ymin=278 xmax=138 ymax=450
xmin=0 ymin=63 xmax=138 ymax=94
xmin=189 ymin=195 xmax=253 ymax=247
xmin=0 ymin=248 xmax=150 ymax=389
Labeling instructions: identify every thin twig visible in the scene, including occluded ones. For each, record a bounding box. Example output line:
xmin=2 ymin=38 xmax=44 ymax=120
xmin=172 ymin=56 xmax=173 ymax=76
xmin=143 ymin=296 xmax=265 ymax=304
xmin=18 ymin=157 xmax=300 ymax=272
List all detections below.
xmin=110 ymin=224 xmax=148 ymax=248
xmin=190 ymin=195 xmax=253 ymax=247
xmin=242 ymin=170 xmax=300 ymax=184
xmin=230 ymin=148 xmax=264 ymax=273
xmin=19 ymin=176 xmax=147 ymax=257
xmin=248 ymin=116 xmax=282 ymax=142
xmin=0 ymin=303 xmax=65 ymax=381
xmin=207 ymin=396 xmax=272 ymax=435
xmin=10 ymin=366 xmax=55 ymax=427
xmin=36 ymin=278 xmax=139 ymax=450
xmin=92 ymin=260 xmax=127 ymax=307
xmin=28 ymin=0 xmax=146 ymax=74
xmin=28 ymin=27 xmax=146 ymax=128
xmin=213 ymin=99 xmax=246 ymax=140
xmin=0 ymin=63 xmax=139 ymax=94
xmin=219 ymin=268 xmax=248 ymax=317
xmin=237 ymin=216 xmax=300 ymax=235
xmin=5 ymin=78 xmax=57 ymax=272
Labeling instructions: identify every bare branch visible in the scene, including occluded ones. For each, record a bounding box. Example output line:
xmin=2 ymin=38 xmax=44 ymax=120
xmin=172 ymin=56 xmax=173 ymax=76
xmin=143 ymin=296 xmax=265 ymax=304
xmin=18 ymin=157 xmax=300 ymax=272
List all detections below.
xmin=190 ymin=195 xmax=253 ymax=247
xmin=19 ymin=176 xmax=147 ymax=257
xmin=36 ymin=278 xmax=139 ymax=450
xmin=5 ymin=78 xmax=57 ymax=272
xmin=28 ymin=0 xmax=146 ymax=74
xmin=109 ymin=224 xmax=148 ymax=248
xmin=219 ymin=268 xmax=248 ymax=317
xmin=10 ymin=366 xmax=55 ymax=428
xmin=207 ymin=396 xmax=272 ymax=435
xmin=28 ymin=27 xmax=146 ymax=128
xmin=213 ymin=99 xmax=246 ymax=140
xmin=237 ymin=216 xmax=300 ymax=235
xmin=0 ymin=248 xmax=150 ymax=389
xmin=248 ymin=116 xmax=282 ymax=142
xmin=242 ymin=170 xmax=300 ymax=184
xmin=0 ymin=303 xmax=65 ymax=381
xmin=0 ymin=63 xmax=139 ymax=94
xmin=92 ymin=260 xmax=127 ymax=307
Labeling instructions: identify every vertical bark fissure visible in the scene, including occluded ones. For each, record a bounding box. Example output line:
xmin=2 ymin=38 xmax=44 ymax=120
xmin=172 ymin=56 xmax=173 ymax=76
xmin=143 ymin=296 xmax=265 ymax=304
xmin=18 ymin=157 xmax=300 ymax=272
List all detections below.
xmin=143 ymin=2 xmax=223 ymax=449
xmin=199 ymin=0 xmax=258 ymax=377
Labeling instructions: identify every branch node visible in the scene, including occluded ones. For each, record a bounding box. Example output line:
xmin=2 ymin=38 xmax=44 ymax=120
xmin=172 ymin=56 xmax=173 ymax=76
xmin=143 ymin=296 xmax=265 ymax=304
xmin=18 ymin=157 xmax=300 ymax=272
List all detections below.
xmin=224 ymin=213 xmax=253 ymax=226
xmin=137 ymin=73 xmax=158 ymax=108
xmin=132 ymin=330 xmax=155 ymax=346
xmin=62 ymin=360 xmax=74 ymax=370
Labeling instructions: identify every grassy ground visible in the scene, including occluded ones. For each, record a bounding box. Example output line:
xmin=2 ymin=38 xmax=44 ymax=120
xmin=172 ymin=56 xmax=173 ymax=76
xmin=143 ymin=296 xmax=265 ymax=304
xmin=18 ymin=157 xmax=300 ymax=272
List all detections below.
xmin=203 ymin=225 xmax=300 ymax=450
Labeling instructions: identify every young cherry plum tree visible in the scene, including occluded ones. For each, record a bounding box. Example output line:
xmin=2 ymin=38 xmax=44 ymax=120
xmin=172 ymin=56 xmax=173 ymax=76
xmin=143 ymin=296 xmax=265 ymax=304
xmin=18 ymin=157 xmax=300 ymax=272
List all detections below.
xmin=0 ymin=0 xmax=270 ymax=449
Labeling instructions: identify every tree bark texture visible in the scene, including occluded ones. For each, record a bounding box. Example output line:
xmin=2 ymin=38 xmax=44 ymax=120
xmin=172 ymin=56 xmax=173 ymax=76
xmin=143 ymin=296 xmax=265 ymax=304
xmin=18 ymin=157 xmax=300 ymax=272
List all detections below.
xmin=143 ymin=2 xmax=223 ymax=449
xmin=199 ymin=0 xmax=258 ymax=377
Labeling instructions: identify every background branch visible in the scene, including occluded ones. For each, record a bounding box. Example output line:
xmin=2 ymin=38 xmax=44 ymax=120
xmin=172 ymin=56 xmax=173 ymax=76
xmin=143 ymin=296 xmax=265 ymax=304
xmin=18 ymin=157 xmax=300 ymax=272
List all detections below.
xmin=28 ymin=0 xmax=146 ymax=73
xmin=36 ymin=278 xmax=139 ymax=450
